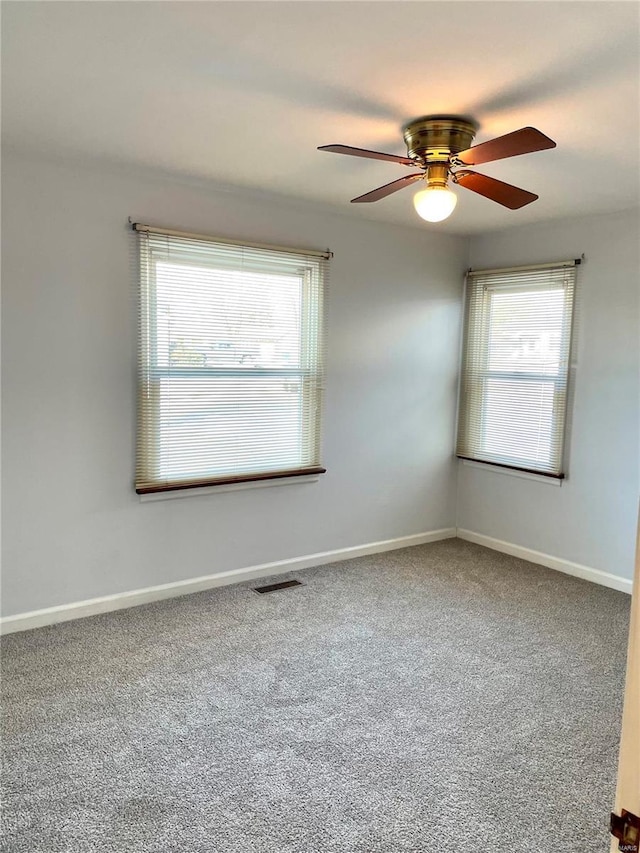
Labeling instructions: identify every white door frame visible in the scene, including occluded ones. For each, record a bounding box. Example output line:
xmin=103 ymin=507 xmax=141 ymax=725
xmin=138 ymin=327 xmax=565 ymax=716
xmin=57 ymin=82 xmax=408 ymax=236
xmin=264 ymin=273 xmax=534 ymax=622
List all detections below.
xmin=610 ymin=505 xmax=640 ymax=852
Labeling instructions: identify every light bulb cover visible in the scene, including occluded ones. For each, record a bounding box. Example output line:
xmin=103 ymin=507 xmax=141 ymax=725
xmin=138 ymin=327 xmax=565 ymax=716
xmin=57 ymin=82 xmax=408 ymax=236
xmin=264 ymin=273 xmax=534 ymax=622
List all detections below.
xmin=413 ymin=186 xmax=458 ymax=222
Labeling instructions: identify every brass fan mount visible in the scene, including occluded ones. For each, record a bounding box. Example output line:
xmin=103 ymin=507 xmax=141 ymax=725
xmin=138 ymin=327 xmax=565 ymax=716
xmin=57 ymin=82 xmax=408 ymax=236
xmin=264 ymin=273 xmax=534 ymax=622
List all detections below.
xmin=402 ymin=115 xmax=478 ymax=168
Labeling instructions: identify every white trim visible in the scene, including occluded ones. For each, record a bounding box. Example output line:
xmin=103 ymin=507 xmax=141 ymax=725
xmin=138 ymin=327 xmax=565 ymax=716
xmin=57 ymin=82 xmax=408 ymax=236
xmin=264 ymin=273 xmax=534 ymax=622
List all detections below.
xmin=457 ymin=528 xmax=632 ymax=594
xmin=139 ymin=475 xmax=320 ymax=502
xmin=461 ymin=459 xmax=563 ymax=486
xmin=0 ymin=528 xmax=456 ymax=635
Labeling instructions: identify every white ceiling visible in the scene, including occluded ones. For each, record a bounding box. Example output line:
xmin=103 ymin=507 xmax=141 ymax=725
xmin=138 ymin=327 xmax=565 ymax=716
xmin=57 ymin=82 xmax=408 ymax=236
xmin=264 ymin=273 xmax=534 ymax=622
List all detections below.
xmin=2 ymin=1 xmax=639 ymax=235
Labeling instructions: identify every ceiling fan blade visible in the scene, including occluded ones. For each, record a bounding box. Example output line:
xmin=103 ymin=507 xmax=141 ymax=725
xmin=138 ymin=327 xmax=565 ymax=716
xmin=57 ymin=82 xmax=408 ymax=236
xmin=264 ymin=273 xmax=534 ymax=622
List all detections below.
xmin=454 ymin=170 xmax=538 ymax=209
xmin=318 ymin=144 xmax=415 ymax=166
xmin=455 ymin=127 xmax=556 ymax=166
xmin=351 ymin=174 xmax=424 ymax=203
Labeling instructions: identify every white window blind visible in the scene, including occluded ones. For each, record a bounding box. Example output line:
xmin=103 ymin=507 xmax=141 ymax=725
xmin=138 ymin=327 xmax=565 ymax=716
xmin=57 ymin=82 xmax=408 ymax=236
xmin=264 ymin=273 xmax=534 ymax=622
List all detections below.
xmin=456 ymin=261 xmax=577 ymax=478
xmin=135 ymin=226 xmax=329 ymax=494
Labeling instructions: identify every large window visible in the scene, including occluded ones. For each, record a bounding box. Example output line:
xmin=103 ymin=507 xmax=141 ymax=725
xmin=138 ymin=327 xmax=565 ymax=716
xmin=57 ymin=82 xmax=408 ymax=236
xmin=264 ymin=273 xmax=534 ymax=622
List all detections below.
xmin=456 ymin=261 xmax=577 ymax=478
xmin=135 ymin=225 xmax=329 ymax=494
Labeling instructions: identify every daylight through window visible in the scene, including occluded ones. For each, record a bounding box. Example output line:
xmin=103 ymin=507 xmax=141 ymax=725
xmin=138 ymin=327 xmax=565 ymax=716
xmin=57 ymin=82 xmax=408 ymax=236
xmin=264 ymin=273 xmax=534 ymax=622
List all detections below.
xmin=456 ymin=261 xmax=577 ymax=477
xmin=135 ymin=226 xmax=329 ymax=494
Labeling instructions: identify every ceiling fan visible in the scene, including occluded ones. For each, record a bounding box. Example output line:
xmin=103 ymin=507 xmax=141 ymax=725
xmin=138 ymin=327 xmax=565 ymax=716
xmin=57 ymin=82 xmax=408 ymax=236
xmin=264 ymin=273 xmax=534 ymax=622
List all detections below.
xmin=318 ymin=115 xmax=556 ymax=222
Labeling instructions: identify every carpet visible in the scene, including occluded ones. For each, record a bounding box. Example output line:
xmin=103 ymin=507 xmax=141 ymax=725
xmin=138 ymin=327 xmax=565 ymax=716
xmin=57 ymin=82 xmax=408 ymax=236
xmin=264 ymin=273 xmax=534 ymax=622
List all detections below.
xmin=1 ymin=538 xmax=630 ymax=852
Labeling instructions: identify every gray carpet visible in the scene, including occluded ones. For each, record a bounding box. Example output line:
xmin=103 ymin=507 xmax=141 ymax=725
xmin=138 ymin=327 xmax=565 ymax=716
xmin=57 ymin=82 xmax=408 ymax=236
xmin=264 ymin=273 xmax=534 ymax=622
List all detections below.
xmin=1 ymin=538 xmax=630 ymax=853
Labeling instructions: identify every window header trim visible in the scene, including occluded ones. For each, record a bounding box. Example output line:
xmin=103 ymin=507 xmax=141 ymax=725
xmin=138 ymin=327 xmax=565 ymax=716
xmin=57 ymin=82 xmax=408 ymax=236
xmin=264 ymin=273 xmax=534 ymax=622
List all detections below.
xmin=467 ymin=258 xmax=581 ymax=277
xmin=131 ymin=221 xmax=332 ymax=260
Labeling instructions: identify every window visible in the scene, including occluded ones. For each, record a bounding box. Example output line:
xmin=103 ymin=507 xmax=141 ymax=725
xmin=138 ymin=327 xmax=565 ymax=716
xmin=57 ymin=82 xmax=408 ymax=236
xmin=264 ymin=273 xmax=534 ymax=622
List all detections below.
xmin=456 ymin=261 xmax=577 ymax=478
xmin=134 ymin=225 xmax=329 ymax=494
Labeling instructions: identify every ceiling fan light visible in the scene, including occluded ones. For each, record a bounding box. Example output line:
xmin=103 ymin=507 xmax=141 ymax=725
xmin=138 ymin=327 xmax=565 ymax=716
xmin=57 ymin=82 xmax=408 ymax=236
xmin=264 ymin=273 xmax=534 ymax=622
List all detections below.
xmin=413 ymin=186 xmax=458 ymax=222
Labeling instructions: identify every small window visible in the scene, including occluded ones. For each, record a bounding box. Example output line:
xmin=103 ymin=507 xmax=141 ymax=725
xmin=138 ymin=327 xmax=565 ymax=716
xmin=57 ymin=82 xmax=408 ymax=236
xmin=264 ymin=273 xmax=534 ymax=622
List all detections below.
xmin=134 ymin=226 xmax=329 ymax=494
xmin=456 ymin=261 xmax=577 ymax=478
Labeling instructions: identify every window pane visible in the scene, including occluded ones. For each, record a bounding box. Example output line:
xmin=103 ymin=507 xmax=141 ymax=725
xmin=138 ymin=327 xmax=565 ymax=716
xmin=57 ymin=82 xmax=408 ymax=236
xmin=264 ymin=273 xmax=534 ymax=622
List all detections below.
xmin=155 ymin=263 xmax=303 ymax=370
xmin=482 ymin=377 xmax=555 ymax=466
xmin=157 ymin=376 xmax=307 ymax=480
xmin=487 ymin=289 xmax=565 ymax=375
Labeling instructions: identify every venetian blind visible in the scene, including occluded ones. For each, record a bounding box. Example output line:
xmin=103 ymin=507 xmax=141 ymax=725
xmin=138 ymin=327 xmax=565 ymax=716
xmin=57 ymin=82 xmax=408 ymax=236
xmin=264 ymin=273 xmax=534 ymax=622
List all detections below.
xmin=456 ymin=261 xmax=577 ymax=477
xmin=135 ymin=225 xmax=329 ymax=494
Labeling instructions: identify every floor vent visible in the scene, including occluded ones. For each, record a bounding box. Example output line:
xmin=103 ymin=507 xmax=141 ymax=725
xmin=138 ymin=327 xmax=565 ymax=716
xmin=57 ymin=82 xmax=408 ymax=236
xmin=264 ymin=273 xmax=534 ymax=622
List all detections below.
xmin=253 ymin=579 xmax=304 ymax=595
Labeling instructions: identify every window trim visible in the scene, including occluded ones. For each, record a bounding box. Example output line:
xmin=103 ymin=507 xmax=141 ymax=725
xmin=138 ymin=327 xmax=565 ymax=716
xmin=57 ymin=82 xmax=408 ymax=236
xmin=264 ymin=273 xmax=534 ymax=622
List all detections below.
xmin=134 ymin=223 xmax=329 ymax=495
xmin=136 ymin=466 xmax=327 ymax=496
xmin=139 ymin=473 xmax=323 ymax=503
xmin=458 ymin=455 xmax=564 ymax=480
xmin=460 ymin=459 xmax=563 ymax=486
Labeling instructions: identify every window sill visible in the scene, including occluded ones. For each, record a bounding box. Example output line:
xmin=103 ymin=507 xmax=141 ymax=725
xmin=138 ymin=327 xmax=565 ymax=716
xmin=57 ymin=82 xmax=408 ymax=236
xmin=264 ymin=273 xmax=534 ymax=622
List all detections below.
xmin=460 ymin=459 xmax=563 ymax=486
xmin=139 ymin=474 xmax=321 ymax=502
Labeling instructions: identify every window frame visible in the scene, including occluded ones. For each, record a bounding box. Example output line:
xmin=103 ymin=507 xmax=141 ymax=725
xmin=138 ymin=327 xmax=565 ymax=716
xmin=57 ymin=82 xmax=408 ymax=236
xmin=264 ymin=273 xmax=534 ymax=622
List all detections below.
xmin=456 ymin=260 xmax=577 ymax=479
xmin=134 ymin=224 xmax=329 ymax=495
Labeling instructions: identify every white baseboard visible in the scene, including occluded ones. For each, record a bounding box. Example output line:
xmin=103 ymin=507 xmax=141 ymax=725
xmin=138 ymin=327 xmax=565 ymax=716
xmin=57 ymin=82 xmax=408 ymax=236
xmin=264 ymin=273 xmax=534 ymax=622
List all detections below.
xmin=457 ymin=528 xmax=633 ymax=594
xmin=0 ymin=528 xmax=456 ymax=635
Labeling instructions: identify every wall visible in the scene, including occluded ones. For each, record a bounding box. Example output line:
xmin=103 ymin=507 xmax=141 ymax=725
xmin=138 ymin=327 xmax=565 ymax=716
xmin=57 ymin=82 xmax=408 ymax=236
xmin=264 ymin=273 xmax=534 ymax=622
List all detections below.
xmin=1 ymin=150 xmax=466 ymax=617
xmin=457 ymin=209 xmax=640 ymax=582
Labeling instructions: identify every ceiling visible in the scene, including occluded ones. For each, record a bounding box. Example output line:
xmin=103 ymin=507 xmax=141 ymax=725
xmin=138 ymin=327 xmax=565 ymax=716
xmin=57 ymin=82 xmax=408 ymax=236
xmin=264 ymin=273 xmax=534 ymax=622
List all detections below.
xmin=2 ymin=1 xmax=639 ymax=235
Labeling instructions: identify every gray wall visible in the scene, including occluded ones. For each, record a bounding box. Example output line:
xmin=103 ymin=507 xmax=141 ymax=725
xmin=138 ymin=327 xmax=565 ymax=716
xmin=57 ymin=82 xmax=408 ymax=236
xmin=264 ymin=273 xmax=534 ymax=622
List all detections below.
xmin=1 ymin=150 xmax=466 ymax=617
xmin=457 ymin=209 xmax=640 ymax=581
xmin=3 ymin=150 xmax=638 ymax=618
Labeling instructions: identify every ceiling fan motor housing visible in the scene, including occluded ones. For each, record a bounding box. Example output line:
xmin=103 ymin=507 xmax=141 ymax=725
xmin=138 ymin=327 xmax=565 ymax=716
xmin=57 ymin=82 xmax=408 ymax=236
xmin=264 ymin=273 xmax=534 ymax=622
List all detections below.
xmin=403 ymin=116 xmax=477 ymax=184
